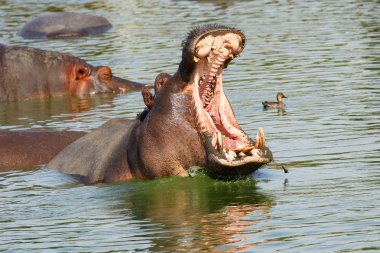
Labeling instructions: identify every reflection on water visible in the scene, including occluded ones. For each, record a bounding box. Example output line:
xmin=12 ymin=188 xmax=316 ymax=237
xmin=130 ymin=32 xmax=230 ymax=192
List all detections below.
xmin=263 ymin=106 xmax=287 ymax=117
xmin=0 ymin=94 xmax=118 ymax=130
xmin=0 ymin=170 xmax=273 ymax=252
xmin=116 ymin=175 xmax=273 ymax=252
xmin=66 ymin=94 xmax=116 ymax=113
xmin=1 ymin=0 xmax=380 ymax=252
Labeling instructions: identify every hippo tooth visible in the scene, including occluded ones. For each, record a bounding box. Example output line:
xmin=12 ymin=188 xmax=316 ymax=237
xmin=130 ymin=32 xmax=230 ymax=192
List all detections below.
xmin=255 ymin=128 xmax=265 ymax=149
xmin=211 ymin=133 xmax=217 ymax=147
xmin=231 ymin=147 xmax=243 ymax=154
xmin=215 ymin=57 xmax=224 ymax=66
xmin=194 ymin=56 xmax=200 ymax=63
xmin=225 ymin=150 xmax=237 ymax=161
xmin=215 ymin=56 xmax=224 ymax=63
xmin=230 ymin=145 xmax=254 ymax=155
xmin=228 ymin=54 xmax=234 ymax=59
xmin=217 ymin=54 xmax=225 ymax=63
xmin=211 ymin=63 xmax=221 ymax=70
xmin=241 ymin=146 xmax=254 ymax=154
xmin=217 ymin=132 xmax=223 ymax=153
xmin=210 ymin=65 xmax=218 ymax=72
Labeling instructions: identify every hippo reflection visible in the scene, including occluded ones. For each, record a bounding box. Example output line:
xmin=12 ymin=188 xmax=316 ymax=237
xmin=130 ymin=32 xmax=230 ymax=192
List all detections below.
xmin=114 ymin=176 xmax=273 ymax=251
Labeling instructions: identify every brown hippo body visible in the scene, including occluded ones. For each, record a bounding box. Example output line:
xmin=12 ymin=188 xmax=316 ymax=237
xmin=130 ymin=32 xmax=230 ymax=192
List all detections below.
xmin=47 ymin=24 xmax=273 ymax=183
xmin=0 ymin=44 xmax=148 ymax=102
xmin=17 ymin=12 xmax=112 ymax=39
xmin=0 ymin=131 xmax=86 ymax=169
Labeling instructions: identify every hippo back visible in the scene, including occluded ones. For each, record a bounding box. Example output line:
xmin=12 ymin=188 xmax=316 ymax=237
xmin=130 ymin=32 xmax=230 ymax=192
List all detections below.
xmin=17 ymin=12 xmax=112 ymax=39
xmin=48 ymin=118 xmax=137 ymax=184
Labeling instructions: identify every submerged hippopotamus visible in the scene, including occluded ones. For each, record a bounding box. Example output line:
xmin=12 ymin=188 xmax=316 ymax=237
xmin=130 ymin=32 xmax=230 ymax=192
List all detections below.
xmin=0 ymin=131 xmax=86 ymax=169
xmin=17 ymin=12 xmax=112 ymax=39
xmin=0 ymin=44 xmax=148 ymax=102
xmin=46 ymin=24 xmax=273 ymax=183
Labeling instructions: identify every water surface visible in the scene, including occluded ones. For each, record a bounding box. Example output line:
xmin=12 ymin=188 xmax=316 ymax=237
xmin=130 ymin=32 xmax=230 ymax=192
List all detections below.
xmin=0 ymin=0 xmax=379 ymax=252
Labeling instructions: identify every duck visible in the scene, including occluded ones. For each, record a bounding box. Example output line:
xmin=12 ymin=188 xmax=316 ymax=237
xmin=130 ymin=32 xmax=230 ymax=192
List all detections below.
xmin=262 ymin=92 xmax=287 ymax=108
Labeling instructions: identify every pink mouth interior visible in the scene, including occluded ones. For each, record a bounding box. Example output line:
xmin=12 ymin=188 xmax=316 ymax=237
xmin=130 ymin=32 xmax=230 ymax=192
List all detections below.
xmin=191 ymin=32 xmax=261 ymax=161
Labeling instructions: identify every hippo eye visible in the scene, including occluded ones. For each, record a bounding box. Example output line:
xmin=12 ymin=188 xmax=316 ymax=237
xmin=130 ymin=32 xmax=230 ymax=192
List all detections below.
xmin=101 ymin=74 xmax=111 ymax=80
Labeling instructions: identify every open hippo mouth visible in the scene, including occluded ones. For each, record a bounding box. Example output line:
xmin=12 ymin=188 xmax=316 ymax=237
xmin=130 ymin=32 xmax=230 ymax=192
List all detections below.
xmin=186 ymin=25 xmax=273 ymax=177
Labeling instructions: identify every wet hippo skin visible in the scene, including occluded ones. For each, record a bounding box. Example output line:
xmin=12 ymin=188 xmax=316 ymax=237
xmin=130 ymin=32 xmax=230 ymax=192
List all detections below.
xmin=0 ymin=44 xmax=149 ymax=102
xmin=17 ymin=12 xmax=112 ymax=39
xmin=47 ymin=24 xmax=273 ymax=184
xmin=0 ymin=131 xmax=86 ymax=169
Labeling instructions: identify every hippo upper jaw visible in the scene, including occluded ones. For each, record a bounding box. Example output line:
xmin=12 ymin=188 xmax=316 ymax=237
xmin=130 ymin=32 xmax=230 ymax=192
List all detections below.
xmin=180 ymin=25 xmax=273 ymax=177
xmin=112 ymin=76 xmax=153 ymax=94
xmin=89 ymin=77 xmax=113 ymax=94
xmin=89 ymin=66 xmax=150 ymax=95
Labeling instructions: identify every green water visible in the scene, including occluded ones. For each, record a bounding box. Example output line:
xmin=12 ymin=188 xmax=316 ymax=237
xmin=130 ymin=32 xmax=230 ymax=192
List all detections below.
xmin=1 ymin=0 xmax=379 ymax=252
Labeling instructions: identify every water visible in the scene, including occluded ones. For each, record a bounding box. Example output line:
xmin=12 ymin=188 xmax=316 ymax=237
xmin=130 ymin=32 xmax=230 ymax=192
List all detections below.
xmin=1 ymin=0 xmax=379 ymax=252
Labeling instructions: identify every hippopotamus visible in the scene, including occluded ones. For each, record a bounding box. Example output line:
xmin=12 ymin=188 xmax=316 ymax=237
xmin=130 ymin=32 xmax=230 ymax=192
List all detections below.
xmin=0 ymin=131 xmax=86 ymax=169
xmin=46 ymin=24 xmax=273 ymax=183
xmin=0 ymin=44 xmax=149 ymax=102
xmin=17 ymin=12 xmax=112 ymax=39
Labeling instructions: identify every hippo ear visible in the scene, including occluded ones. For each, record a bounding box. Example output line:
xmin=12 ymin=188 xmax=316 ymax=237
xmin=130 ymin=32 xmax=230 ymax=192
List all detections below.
xmin=75 ymin=66 xmax=91 ymax=80
xmin=141 ymin=87 xmax=154 ymax=109
xmin=154 ymin=72 xmax=171 ymax=94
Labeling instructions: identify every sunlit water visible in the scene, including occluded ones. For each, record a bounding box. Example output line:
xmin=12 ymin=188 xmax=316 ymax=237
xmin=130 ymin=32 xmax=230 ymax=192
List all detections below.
xmin=1 ymin=0 xmax=379 ymax=252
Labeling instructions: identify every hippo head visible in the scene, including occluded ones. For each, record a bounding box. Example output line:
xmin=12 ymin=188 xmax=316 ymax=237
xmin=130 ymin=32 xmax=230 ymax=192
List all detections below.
xmin=149 ymin=24 xmax=273 ymax=178
xmin=68 ymin=64 xmax=146 ymax=97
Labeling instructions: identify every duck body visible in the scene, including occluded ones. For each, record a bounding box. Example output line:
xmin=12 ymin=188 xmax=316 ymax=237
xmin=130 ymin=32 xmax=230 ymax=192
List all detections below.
xmin=262 ymin=92 xmax=287 ymax=108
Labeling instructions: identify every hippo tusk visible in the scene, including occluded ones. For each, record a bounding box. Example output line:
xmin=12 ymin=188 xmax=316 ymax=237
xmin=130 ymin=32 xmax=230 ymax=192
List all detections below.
xmin=212 ymin=132 xmax=217 ymax=148
xmin=255 ymin=128 xmax=265 ymax=149
xmin=217 ymin=131 xmax=223 ymax=153
xmin=231 ymin=146 xmax=254 ymax=155
xmin=241 ymin=146 xmax=254 ymax=154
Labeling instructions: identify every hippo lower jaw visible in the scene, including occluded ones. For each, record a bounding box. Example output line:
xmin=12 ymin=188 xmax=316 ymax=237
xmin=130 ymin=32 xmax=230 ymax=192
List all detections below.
xmin=188 ymin=27 xmax=273 ymax=176
xmin=206 ymin=127 xmax=273 ymax=177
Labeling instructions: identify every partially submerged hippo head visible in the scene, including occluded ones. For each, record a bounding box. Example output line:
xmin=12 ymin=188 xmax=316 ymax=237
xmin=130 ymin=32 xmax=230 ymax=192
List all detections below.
xmin=48 ymin=24 xmax=272 ymax=183
xmin=0 ymin=44 xmax=148 ymax=101
xmin=67 ymin=63 xmax=143 ymax=97
xmin=146 ymin=24 xmax=273 ymax=177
